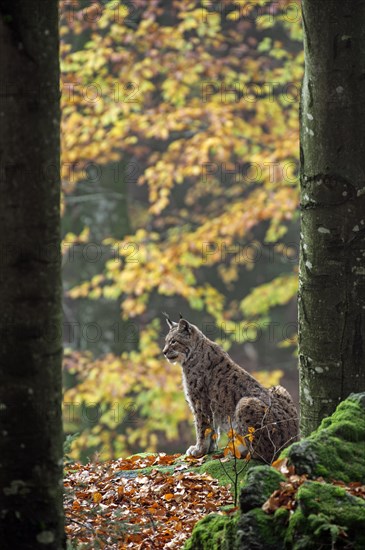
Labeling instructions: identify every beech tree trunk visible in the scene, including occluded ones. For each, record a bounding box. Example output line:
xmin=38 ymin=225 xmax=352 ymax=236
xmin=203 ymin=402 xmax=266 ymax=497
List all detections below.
xmin=0 ymin=1 xmax=65 ymax=548
xmin=299 ymin=1 xmax=365 ymax=436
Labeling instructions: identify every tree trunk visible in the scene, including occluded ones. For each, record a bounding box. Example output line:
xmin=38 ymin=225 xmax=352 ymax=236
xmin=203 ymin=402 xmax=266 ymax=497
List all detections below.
xmin=0 ymin=1 xmax=65 ymax=548
xmin=299 ymin=1 xmax=365 ymax=436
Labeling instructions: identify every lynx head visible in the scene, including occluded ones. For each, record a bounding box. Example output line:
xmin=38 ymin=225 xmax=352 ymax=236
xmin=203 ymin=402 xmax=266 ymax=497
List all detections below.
xmin=162 ymin=313 xmax=200 ymax=364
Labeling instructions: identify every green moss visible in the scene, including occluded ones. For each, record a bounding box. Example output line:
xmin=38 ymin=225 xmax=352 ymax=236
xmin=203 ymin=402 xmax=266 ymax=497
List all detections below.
xmin=285 ymin=393 xmax=365 ymax=482
xmin=183 ymin=512 xmax=239 ymax=550
xmin=197 ymin=455 xmax=259 ymax=495
xmin=286 ymin=481 xmax=365 ymax=549
xmin=239 ymin=465 xmax=285 ymax=512
xmin=236 ymin=508 xmax=286 ymax=549
xmin=274 ymin=507 xmax=290 ymax=525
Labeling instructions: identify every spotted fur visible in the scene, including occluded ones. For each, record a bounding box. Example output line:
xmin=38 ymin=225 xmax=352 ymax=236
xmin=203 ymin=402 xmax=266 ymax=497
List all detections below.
xmin=163 ymin=316 xmax=298 ymax=463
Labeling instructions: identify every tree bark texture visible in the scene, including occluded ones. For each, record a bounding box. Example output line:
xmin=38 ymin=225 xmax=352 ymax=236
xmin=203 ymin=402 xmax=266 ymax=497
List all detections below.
xmin=0 ymin=1 xmax=65 ymax=548
xmin=299 ymin=0 xmax=365 ymax=436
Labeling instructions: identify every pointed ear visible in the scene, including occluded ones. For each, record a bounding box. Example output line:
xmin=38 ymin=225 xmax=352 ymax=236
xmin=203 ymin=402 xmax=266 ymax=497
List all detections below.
xmin=179 ymin=318 xmax=191 ymax=333
xmin=162 ymin=311 xmax=177 ymax=329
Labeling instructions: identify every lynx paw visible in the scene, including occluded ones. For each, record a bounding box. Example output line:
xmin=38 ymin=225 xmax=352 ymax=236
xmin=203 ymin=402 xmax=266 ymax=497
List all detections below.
xmin=186 ymin=445 xmax=204 ymax=458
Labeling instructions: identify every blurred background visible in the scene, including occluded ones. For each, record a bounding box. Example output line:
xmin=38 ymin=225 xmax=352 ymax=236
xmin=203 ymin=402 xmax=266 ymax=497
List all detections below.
xmin=60 ymin=0 xmax=303 ymax=462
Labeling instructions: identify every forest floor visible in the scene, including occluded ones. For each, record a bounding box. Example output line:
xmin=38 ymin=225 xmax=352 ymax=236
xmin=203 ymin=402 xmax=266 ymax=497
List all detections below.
xmin=64 ymin=452 xmax=365 ymax=549
xmin=64 ymin=452 xmax=238 ymax=549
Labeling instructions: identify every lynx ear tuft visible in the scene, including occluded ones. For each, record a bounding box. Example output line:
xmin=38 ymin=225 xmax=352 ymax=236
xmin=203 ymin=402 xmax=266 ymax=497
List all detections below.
xmin=162 ymin=311 xmax=177 ymax=328
xmin=179 ymin=318 xmax=191 ymax=333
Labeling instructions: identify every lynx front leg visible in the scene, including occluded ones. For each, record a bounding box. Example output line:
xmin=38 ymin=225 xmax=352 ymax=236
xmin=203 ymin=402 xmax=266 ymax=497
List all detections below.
xmin=186 ymin=405 xmax=214 ymax=457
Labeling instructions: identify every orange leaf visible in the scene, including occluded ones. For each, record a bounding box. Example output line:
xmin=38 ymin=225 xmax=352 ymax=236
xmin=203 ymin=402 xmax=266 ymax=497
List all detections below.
xmin=163 ymin=493 xmax=175 ymax=501
xmin=72 ymin=500 xmax=81 ymax=511
xmin=233 ymin=447 xmax=241 ymax=459
xmin=272 ymin=458 xmax=286 ymax=469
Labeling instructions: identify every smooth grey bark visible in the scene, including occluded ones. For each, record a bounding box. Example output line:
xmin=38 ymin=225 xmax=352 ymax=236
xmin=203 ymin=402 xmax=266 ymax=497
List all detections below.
xmin=299 ymin=1 xmax=365 ymax=436
xmin=0 ymin=1 xmax=65 ymax=548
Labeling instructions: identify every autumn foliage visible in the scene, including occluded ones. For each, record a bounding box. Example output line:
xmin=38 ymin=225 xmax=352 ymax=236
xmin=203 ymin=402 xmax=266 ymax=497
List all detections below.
xmin=60 ymin=0 xmax=303 ymax=459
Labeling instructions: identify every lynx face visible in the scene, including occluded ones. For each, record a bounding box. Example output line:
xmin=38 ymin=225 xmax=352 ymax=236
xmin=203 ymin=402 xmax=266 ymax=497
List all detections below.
xmin=163 ymin=318 xmax=199 ymax=364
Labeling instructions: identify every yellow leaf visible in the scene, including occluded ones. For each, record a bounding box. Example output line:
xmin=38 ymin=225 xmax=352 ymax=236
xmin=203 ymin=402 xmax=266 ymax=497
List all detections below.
xmin=93 ymin=492 xmax=102 ymax=503
xmin=234 ymin=434 xmax=247 ymax=446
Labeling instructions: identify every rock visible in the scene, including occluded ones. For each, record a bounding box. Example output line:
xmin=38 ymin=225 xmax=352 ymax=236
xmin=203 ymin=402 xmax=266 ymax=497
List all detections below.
xmin=285 ymin=392 xmax=365 ymax=482
xmin=236 ymin=508 xmax=288 ymax=550
xmin=239 ymin=465 xmax=285 ymax=513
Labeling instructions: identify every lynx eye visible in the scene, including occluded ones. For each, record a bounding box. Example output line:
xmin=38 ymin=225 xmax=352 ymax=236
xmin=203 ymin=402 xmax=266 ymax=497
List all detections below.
xmin=171 ymin=339 xmax=176 ymax=344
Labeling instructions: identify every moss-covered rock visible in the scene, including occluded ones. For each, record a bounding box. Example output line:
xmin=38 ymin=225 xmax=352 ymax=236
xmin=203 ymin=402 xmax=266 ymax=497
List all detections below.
xmin=184 ymin=393 xmax=365 ymax=549
xmin=184 ymin=465 xmax=286 ymax=549
xmin=236 ymin=508 xmax=288 ymax=550
xmin=183 ymin=512 xmax=239 ymax=550
xmin=239 ymin=465 xmax=285 ymax=513
xmin=286 ymin=481 xmax=365 ymax=549
xmin=285 ymin=392 xmax=365 ymax=482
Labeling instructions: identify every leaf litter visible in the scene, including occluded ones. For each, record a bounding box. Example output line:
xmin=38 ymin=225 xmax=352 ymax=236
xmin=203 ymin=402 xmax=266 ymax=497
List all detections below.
xmin=64 ymin=453 xmax=233 ymax=549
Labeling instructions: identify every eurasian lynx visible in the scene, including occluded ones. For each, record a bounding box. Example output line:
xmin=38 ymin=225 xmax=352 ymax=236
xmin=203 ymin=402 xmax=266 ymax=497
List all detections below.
xmin=163 ymin=315 xmax=298 ymax=463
